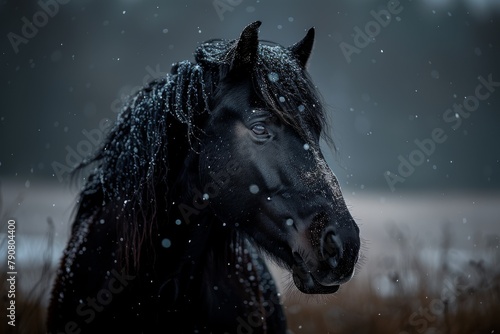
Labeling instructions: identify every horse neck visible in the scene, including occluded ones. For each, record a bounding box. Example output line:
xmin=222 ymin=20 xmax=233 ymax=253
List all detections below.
xmin=158 ymin=211 xmax=267 ymax=311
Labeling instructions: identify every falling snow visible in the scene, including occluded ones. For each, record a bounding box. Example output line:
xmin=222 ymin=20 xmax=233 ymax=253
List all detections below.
xmin=161 ymin=238 xmax=171 ymax=248
xmin=249 ymin=184 xmax=260 ymax=194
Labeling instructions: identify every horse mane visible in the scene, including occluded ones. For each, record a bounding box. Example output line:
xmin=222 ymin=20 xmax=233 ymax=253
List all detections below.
xmin=72 ymin=35 xmax=331 ymax=271
xmin=71 ymin=60 xmax=212 ymax=269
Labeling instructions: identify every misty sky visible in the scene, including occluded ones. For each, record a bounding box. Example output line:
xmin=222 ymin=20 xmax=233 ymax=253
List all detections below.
xmin=1 ymin=0 xmax=499 ymax=194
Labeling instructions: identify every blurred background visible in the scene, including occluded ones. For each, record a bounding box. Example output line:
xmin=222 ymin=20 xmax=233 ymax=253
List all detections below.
xmin=0 ymin=0 xmax=499 ymax=333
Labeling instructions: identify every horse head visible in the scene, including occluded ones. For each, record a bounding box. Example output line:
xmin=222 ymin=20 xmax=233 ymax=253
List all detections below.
xmin=193 ymin=21 xmax=360 ymax=294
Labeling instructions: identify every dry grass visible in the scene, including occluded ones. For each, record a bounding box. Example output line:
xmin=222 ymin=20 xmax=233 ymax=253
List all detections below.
xmin=284 ymin=225 xmax=500 ymax=334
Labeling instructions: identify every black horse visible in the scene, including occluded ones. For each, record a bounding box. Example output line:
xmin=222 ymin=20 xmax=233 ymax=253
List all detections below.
xmin=47 ymin=21 xmax=360 ymax=333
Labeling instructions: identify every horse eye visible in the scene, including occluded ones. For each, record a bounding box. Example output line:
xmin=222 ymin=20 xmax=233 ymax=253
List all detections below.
xmin=251 ymin=124 xmax=268 ymax=136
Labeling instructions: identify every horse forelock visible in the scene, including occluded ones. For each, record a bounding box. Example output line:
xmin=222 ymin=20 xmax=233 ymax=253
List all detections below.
xmin=196 ymin=38 xmax=332 ymax=147
xmin=254 ymin=43 xmax=331 ymax=145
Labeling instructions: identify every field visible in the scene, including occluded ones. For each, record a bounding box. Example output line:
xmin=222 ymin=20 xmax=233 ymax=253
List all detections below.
xmin=282 ymin=225 xmax=500 ymax=334
xmin=1 ymin=180 xmax=499 ymax=333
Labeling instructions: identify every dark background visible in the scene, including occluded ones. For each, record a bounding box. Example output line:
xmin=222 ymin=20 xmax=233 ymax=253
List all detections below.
xmin=1 ymin=0 xmax=499 ymax=193
xmin=1 ymin=3 xmax=499 ymax=332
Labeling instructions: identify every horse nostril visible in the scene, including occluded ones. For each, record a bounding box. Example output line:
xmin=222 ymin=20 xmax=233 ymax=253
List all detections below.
xmin=328 ymin=256 xmax=338 ymax=268
xmin=322 ymin=230 xmax=343 ymax=268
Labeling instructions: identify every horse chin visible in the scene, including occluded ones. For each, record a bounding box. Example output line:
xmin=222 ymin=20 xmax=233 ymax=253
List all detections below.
xmin=289 ymin=251 xmax=344 ymax=294
xmin=292 ymin=271 xmax=340 ymax=294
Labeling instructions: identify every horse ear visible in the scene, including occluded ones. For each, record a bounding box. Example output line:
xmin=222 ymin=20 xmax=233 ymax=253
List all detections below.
xmin=289 ymin=27 xmax=315 ymax=68
xmin=230 ymin=21 xmax=261 ymax=72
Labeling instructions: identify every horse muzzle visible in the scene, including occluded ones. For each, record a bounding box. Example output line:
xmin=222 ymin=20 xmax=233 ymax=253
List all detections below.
xmin=289 ymin=211 xmax=360 ymax=294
